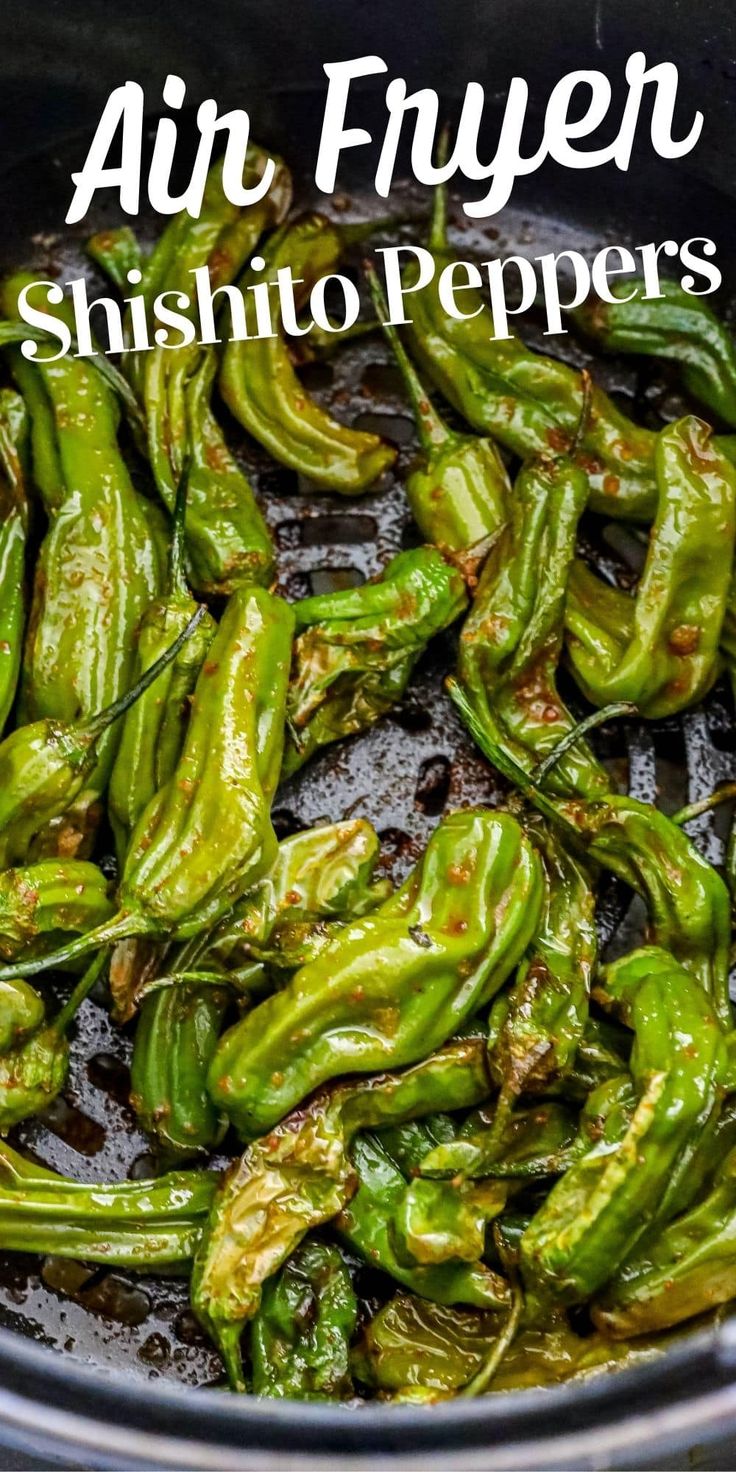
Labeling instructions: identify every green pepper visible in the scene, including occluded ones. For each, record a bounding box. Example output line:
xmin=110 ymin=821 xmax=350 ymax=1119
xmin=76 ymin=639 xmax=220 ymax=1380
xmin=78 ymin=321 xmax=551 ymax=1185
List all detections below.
xmin=220 ymin=214 xmax=396 ymax=494
xmin=0 ymin=979 xmax=44 ymax=1056
xmin=0 ymin=275 xmax=164 ymax=799
xmin=0 ymin=950 xmax=108 ymax=1131
xmin=0 ymin=1140 xmax=216 ymax=1268
xmin=593 ymin=1143 xmax=736 ymax=1337
xmin=130 ymin=981 xmax=229 ymax=1163
xmin=390 ymin=1167 xmax=508 ymax=1266
xmin=419 ymin=1100 xmax=579 ymax=1183
xmin=108 ymin=473 xmax=216 ymax=856
xmin=0 ymin=588 xmax=293 ymax=978
xmin=0 ymin=389 xmax=29 ymax=734
xmin=0 ymin=608 xmax=204 ymax=871
xmin=282 ymin=547 xmax=467 ymax=777
xmin=402 ymin=194 xmax=658 ymax=521
xmin=565 ymin=418 xmax=736 ymax=717
xmin=457 ymin=446 xmax=609 ymax=800
xmin=338 ymin=1133 xmax=508 ymax=1298
xmin=367 ymin=264 xmax=509 ymax=550
xmin=520 ymin=948 xmax=726 ymax=1306
xmin=89 ymin=151 xmax=291 ymax=593
xmin=0 ymin=859 xmax=113 ymax=963
xmin=450 ymin=688 xmax=734 ymax=1028
xmin=487 ymin=822 xmax=597 ymax=1118
xmin=572 ymin=279 xmax=736 ymax=428
xmin=250 ymin=1239 xmax=358 ymax=1400
xmin=209 ymin=808 xmax=543 ymax=1139
xmin=192 ymin=1035 xmax=498 ymax=1388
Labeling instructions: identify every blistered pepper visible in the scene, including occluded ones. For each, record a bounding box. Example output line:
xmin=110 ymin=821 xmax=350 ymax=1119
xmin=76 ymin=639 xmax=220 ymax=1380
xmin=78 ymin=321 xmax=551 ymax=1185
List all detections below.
xmin=282 ymin=547 xmax=467 ymax=777
xmin=0 ymin=951 xmax=108 ymax=1131
xmin=208 ymin=808 xmax=543 ymax=1139
xmin=0 ymin=390 xmax=29 ymax=734
xmin=565 ymin=417 xmax=736 ymax=717
xmin=0 ymin=859 xmax=113 ymax=964
xmin=250 ymin=1240 xmax=358 ymax=1400
xmin=130 ymin=981 xmax=229 ymax=1163
xmin=220 ymin=214 xmax=396 ymax=494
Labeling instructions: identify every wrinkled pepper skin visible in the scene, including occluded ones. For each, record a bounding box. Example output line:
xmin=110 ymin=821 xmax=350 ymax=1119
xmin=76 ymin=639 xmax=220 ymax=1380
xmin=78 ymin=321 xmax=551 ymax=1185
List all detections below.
xmin=109 ymin=482 xmax=216 ymax=855
xmin=90 ymin=151 xmax=291 ymax=593
xmin=130 ymin=982 xmax=229 ymax=1162
xmin=221 ymin=214 xmax=396 ymax=494
xmin=0 ymin=276 xmax=163 ymax=796
xmin=338 ymin=1133 xmax=508 ymax=1301
xmin=0 ymin=590 xmax=293 ymax=983
xmin=402 ymin=228 xmax=658 ymax=521
xmin=209 ymin=808 xmax=543 ymax=1139
xmin=520 ymin=949 xmax=726 ymax=1305
xmin=282 ymin=547 xmax=468 ymax=777
xmin=0 ymin=1140 xmax=215 ymax=1268
xmin=0 ymin=951 xmax=106 ymax=1131
xmin=565 ymin=418 xmax=736 ymax=717
xmin=390 ymin=1168 xmax=507 ymax=1266
xmin=0 ymin=979 xmax=44 ymax=1055
xmin=573 ymin=279 xmax=736 ymax=428
xmin=250 ymin=1239 xmax=358 ymax=1400
xmin=368 ymin=266 xmax=509 ymax=550
xmin=458 ymin=452 xmax=609 ymax=800
xmin=418 ymin=1100 xmax=578 ymax=1183
xmin=0 ymin=389 xmax=29 ymax=734
xmin=0 ymin=859 xmax=113 ymax=963
xmin=192 ymin=1037 xmax=496 ymax=1388
xmin=452 ymin=694 xmax=734 ymax=1029
xmin=0 ymin=610 xmax=204 ymax=875
xmin=593 ymin=1144 xmax=736 ymax=1338
xmin=488 ymin=823 xmax=597 ymax=1112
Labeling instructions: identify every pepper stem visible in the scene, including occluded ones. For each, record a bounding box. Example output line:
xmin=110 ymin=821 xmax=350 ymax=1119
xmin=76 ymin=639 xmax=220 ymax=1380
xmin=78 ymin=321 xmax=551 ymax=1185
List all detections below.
xmin=429 ymin=124 xmax=451 ymax=252
xmin=81 ymin=604 xmax=206 ymax=743
xmin=168 ymin=459 xmax=191 ymax=599
xmin=533 ymin=702 xmax=637 ymax=785
xmin=571 ymin=368 xmax=594 ymax=457
xmin=671 ymin=782 xmax=736 ymax=828
xmin=0 ymin=912 xmax=145 ymax=984
xmin=459 ymin=1279 xmax=524 ymax=1397
xmin=53 ymin=950 xmax=110 ymax=1033
xmin=365 ymin=262 xmax=449 ymax=451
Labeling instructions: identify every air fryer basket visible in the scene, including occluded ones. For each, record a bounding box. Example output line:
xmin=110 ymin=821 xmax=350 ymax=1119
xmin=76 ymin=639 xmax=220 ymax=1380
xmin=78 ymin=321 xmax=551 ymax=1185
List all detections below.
xmin=0 ymin=2 xmax=735 ymax=1466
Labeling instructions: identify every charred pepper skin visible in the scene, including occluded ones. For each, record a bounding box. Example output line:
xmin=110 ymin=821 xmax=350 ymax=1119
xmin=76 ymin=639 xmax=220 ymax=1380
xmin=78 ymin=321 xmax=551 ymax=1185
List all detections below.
xmin=457 ymin=450 xmax=609 ymax=800
xmin=282 ymin=546 xmax=468 ymax=778
xmin=250 ymin=1240 xmax=358 ymax=1400
xmin=572 ymin=279 xmax=736 ymax=429
xmin=130 ymin=983 xmax=229 ymax=1163
xmin=565 ymin=418 xmax=736 ymax=717
xmin=0 ymin=275 xmax=163 ymax=797
xmin=520 ymin=948 xmax=727 ymax=1306
xmin=0 ymin=1141 xmax=216 ymax=1268
xmin=0 ymin=859 xmax=113 ymax=964
xmin=192 ymin=1036 xmax=499 ymax=1389
xmin=0 ymin=390 xmax=29 ymax=734
xmin=208 ymin=808 xmax=543 ymax=1139
xmin=89 ymin=151 xmax=291 ymax=594
xmin=220 ymin=214 xmax=396 ymax=494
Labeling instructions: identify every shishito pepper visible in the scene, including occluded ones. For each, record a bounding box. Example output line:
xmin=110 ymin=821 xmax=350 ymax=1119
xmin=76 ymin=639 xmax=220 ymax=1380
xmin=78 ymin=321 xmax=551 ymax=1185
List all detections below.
xmin=0 ymin=950 xmax=107 ymax=1131
xmin=593 ymin=1143 xmax=736 ymax=1338
xmin=457 ymin=440 xmax=609 ymax=800
xmin=0 ymin=588 xmax=293 ymax=979
xmin=89 ymin=150 xmax=290 ymax=593
xmin=0 ymin=1140 xmax=216 ymax=1268
xmin=572 ymin=279 xmax=736 ymax=428
xmin=0 ymin=389 xmax=29 ymax=734
xmin=401 ymin=192 xmax=658 ymax=521
xmin=250 ymin=1240 xmax=358 ymax=1400
xmin=108 ymin=474 xmax=216 ymax=857
xmin=0 ymin=859 xmax=113 ymax=964
xmin=0 ymin=608 xmax=204 ymax=871
xmin=520 ymin=947 xmax=727 ymax=1306
xmin=0 ymin=276 xmax=164 ymax=799
xmin=192 ymin=1036 xmax=502 ymax=1389
xmin=451 ymin=688 xmax=734 ymax=1028
xmin=565 ymin=417 xmax=736 ymax=717
xmin=282 ymin=547 xmax=467 ymax=777
xmin=131 ymin=980 xmax=229 ymax=1163
xmin=208 ymin=808 xmax=543 ymax=1139
xmin=220 ymin=213 xmax=396 ymax=494
xmin=366 ymin=264 xmax=509 ymax=550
